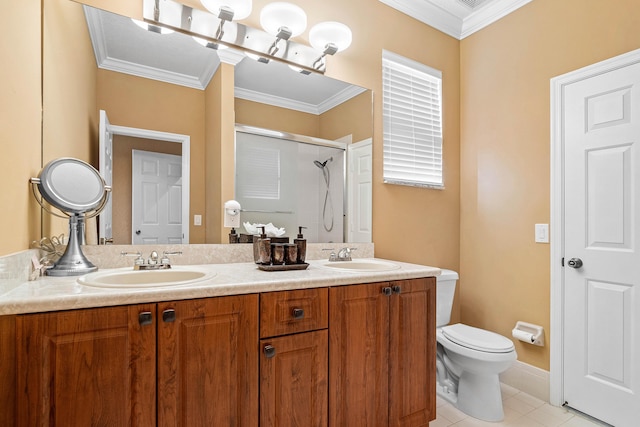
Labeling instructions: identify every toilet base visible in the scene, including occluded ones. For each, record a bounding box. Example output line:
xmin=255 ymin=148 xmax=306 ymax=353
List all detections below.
xmin=456 ymin=371 xmax=505 ymax=422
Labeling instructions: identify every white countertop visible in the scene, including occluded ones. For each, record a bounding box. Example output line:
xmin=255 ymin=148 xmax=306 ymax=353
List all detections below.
xmin=0 ymin=258 xmax=440 ymax=315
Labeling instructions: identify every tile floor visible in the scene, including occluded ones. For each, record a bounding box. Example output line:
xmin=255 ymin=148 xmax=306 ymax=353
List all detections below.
xmin=430 ymin=383 xmax=610 ymax=427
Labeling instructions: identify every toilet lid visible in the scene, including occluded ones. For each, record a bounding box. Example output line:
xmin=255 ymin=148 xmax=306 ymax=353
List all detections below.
xmin=442 ymin=323 xmax=515 ymax=353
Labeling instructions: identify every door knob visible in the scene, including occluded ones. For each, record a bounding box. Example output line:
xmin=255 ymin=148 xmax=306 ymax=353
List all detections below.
xmin=135 ymin=230 xmax=141 ymax=235
xmin=264 ymin=344 xmax=276 ymax=359
xmin=567 ymin=258 xmax=583 ymax=269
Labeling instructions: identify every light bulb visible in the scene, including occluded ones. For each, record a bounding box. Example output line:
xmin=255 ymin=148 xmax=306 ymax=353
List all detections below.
xmin=309 ymin=21 xmax=352 ymax=52
xmin=260 ymin=2 xmax=307 ymax=37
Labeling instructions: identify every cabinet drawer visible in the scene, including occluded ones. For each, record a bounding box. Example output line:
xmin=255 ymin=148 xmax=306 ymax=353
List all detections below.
xmin=260 ymin=288 xmax=328 ymax=337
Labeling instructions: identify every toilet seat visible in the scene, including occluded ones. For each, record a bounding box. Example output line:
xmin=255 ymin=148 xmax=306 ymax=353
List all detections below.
xmin=442 ymin=323 xmax=514 ymax=353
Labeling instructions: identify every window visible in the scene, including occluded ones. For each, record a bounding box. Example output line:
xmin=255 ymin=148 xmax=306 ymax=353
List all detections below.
xmin=382 ymin=50 xmax=443 ymax=188
xmin=237 ymin=146 xmax=281 ymax=199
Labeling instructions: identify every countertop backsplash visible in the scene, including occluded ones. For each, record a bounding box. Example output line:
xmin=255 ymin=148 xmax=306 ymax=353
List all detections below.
xmin=82 ymin=243 xmax=374 ymax=269
xmin=0 ymin=249 xmax=41 ymax=295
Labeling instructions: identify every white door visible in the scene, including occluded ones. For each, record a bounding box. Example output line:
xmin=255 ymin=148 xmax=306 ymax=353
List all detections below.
xmin=132 ymin=150 xmax=183 ymax=244
xmin=562 ymin=60 xmax=640 ymax=426
xmin=347 ymin=139 xmax=372 ymax=243
xmin=98 ymin=110 xmax=113 ymax=244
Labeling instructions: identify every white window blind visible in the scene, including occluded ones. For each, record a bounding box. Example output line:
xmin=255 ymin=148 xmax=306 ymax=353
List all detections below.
xmin=382 ymin=50 xmax=443 ymax=188
xmin=237 ymin=147 xmax=281 ymax=199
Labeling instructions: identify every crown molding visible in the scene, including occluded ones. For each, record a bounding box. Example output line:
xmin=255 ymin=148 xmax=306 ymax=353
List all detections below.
xmin=84 ymin=5 xmax=214 ymax=90
xmin=379 ymin=0 xmax=462 ymax=39
xmin=461 ymin=0 xmax=533 ymax=38
xmin=235 ymin=85 xmax=367 ymax=115
xmin=378 ymin=0 xmax=532 ymax=40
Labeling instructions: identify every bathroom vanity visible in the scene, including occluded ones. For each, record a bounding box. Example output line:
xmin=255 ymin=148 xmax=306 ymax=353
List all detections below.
xmin=0 ymin=257 xmax=438 ymax=426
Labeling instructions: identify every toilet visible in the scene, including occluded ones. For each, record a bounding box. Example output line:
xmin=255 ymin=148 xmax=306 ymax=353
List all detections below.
xmin=435 ymin=269 xmax=517 ymax=422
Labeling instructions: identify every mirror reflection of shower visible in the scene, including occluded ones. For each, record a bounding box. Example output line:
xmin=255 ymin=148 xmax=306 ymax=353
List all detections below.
xmin=235 ymin=129 xmax=345 ymax=243
xmin=314 ymin=157 xmax=334 ymax=232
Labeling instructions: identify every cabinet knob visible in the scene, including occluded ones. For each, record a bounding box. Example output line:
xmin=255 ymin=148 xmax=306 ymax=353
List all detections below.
xmin=392 ymin=285 xmax=401 ymax=294
xmin=382 ymin=287 xmax=392 ymax=296
xmin=264 ymin=344 xmax=276 ymax=359
xmin=162 ymin=309 xmax=176 ymax=323
xmin=138 ymin=311 xmax=153 ymax=326
xmin=291 ymin=308 xmax=305 ymax=319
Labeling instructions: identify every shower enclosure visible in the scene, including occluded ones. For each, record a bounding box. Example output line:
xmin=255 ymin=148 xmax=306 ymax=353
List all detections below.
xmin=235 ymin=127 xmax=345 ymax=243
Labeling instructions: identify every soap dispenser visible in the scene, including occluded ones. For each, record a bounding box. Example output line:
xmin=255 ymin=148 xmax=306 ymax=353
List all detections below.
xmin=254 ymin=226 xmax=271 ymax=265
xmin=294 ymin=226 xmax=307 ymax=263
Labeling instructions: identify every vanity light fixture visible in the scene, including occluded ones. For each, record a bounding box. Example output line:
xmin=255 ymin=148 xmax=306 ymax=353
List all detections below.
xmin=132 ymin=18 xmax=175 ymax=34
xmin=143 ymin=0 xmax=352 ymax=74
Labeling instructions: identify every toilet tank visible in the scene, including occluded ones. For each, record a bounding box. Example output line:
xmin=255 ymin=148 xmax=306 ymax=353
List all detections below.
xmin=436 ymin=269 xmax=458 ymax=327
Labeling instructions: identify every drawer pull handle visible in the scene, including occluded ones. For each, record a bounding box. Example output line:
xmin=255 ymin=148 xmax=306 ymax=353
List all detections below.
xmin=138 ymin=311 xmax=153 ymax=326
xmin=264 ymin=344 xmax=276 ymax=359
xmin=292 ymin=308 xmax=305 ymax=319
xmin=162 ymin=309 xmax=176 ymax=323
xmin=392 ymin=285 xmax=401 ymax=294
xmin=382 ymin=287 xmax=392 ymax=296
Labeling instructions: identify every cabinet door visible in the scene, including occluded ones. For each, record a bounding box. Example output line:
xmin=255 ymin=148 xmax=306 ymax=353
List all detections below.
xmin=260 ymin=330 xmax=328 ymax=427
xmin=16 ymin=304 xmax=157 ymax=427
xmin=157 ymin=295 xmax=258 ymax=427
xmin=329 ymin=283 xmax=390 ymax=427
xmin=388 ymin=278 xmax=436 ymax=427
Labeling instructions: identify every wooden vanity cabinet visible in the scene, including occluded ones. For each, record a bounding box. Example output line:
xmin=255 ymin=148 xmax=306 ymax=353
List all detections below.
xmin=259 ymin=288 xmax=329 ymax=427
xmin=329 ymin=278 xmax=436 ymax=427
xmin=14 ymin=294 xmax=258 ymax=427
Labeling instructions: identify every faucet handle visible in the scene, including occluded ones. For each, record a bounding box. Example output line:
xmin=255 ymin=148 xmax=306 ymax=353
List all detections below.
xmin=161 ymin=251 xmax=182 ymax=265
xmin=322 ymin=248 xmax=337 ymax=261
xmin=121 ymin=251 xmax=144 ymax=265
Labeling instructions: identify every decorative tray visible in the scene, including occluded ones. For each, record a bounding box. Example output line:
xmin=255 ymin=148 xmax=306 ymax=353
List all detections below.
xmin=257 ymin=262 xmax=309 ymax=272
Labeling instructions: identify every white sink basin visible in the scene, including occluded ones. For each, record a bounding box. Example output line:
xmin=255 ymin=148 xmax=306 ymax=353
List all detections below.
xmin=320 ymin=259 xmax=400 ymax=272
xmin=78 ymin=267 xmax=216 ymax=288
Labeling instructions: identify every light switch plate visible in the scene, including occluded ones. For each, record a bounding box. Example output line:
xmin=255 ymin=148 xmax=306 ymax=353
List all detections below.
xmin=535 ymin=224 xmax=549 ymax=243
xmin=194 ymin=214 xmax=202 ymax=226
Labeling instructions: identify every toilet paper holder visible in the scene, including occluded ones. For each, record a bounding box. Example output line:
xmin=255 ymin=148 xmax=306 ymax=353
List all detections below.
xmin=512 ymin=321 xmax=544 ymax=346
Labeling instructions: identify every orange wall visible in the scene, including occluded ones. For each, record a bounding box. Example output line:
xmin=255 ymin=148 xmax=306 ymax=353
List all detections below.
xmin=96 ymin=69 xmax=207 ymax=243
xmin=0 ymin=0 xmax=41 ymax=255
xmin=235 ymin=99 xmax=320 ymax=136
xmin=460 ymin=0 xmax=640 ymax=369
xmin=42 ymin=0 xmax=98 ymax=240
xmin=319 ymin=91 xmax=373 ymax=143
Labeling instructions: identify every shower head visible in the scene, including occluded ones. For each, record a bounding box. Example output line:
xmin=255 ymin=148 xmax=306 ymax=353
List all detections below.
xmin=313 ymin=157 xmax=333 ymax=169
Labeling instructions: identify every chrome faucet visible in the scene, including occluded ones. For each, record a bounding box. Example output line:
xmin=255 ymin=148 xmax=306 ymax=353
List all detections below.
xmin=324 ymin=247 xmax=356 ymax=262
xmin=121 ymin=250 xmax=182 ymax=270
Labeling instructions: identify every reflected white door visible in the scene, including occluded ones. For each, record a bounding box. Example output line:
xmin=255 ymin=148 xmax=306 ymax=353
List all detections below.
xmin=98 ymin=110 xmax=113 ymax=244
xmin=347 ymin=139 xmax=372 ymax=243
xmin=132 ymin=150 xmax=183 ymax=244
xmin=563 ymin=60 xmax=640 ymax=426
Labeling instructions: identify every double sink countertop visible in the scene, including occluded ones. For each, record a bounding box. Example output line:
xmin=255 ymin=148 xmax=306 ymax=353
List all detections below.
xmin=0 ymin=257 xmax=440 ymax=315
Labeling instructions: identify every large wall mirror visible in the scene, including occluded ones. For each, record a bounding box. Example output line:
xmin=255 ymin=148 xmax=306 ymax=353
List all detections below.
xmin=42 ymin=0 xmax=373 ymax=244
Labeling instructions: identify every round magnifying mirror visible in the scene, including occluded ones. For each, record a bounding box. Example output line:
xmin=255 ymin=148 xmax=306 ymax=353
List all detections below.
xmin=31 ymin=158 xmax=110 ymax=276
xmin=37 ymin=158 xmax=107 ymax=214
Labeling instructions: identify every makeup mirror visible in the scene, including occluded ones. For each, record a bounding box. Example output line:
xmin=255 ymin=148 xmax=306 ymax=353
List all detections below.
xmin=30 ymin=158 xmax=111 ymax=275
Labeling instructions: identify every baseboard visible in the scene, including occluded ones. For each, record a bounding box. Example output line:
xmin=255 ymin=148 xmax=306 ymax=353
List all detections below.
xmin=500 ymin=360 xmax=550 ymax=402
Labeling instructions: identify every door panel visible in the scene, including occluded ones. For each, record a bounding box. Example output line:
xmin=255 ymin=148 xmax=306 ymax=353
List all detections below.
xmin=260 ymin=330 xmax=328 ymax=427
xmin=563 ymin=60 xmax=640 ymax=426
xmin=132 ymin=150 xmax=183 ymax=244
xmin=157 ymin=296 xmax=258 ymax=427
xmin=329 ymin=283 xmax=389 ymax=427
xmin=16 ymin=304 xmax=157 ymax=427
xmin=389 ymin=278 xmax=436 ymax=427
